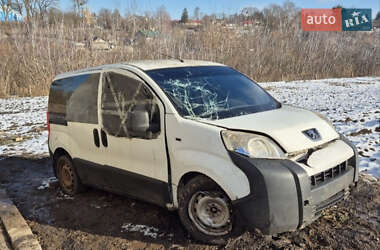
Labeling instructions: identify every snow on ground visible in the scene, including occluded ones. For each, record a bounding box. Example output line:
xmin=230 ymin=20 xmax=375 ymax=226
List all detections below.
xmin=0 ymin=96 xmax=48 ymax=158
xmin=120 ymin=222 xmax=173 ymax=239
xmin=0 ymin=77 xmax=379 ymax=177
xmin=121 ymin=223 xmax=160 ymax=238
xmin=37 ymin=177 xmax=58 ymax=190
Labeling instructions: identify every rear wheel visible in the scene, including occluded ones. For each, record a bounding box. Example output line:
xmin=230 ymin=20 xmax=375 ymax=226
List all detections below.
xmin=56 ymin=155 xmax=83 ymax=195
xmin=178 ymin=175 xmax=240 ymax=245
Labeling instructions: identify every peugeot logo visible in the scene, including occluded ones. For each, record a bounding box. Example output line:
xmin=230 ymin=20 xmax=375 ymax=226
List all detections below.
xmin=302 ymin=128 xmax=321 ymax=141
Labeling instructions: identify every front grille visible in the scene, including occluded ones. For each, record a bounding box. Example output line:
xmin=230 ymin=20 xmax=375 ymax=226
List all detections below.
xmin=311 ymin=161 xmax=347 ymax=187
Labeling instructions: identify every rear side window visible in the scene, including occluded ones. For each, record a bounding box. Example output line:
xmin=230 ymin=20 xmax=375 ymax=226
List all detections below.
xmin=48 ymin=73 xmax=100 ymax=124
xmin=101 ymin=72 xmax=160 ymax=138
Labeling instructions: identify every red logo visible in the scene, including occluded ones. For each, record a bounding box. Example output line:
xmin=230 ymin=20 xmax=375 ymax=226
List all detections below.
xmin=301 ymin=9 xmax=342 ymax=31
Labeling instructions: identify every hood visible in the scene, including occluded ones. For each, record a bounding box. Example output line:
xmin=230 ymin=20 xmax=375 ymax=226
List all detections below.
xmin=203 ymin=105 xmax=339 ymax=153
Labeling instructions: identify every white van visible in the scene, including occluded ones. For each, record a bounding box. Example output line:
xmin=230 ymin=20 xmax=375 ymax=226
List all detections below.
xmin=47 ymin=60 xmax=358 ymax=244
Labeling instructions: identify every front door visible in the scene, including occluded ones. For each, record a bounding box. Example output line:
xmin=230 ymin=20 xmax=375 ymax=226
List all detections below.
xmin=97 ymin=69 xmax=169 ymax=206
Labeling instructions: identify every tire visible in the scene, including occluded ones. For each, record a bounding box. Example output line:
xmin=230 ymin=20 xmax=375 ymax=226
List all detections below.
xmin=178 ymin=175 xmax=241 ymax=245
xmin=56 ymin=154 xmax=83 ymax=195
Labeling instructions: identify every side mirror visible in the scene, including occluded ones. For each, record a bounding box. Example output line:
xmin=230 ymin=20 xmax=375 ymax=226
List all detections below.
xmin=129 ymin=105 xmax=150 ymax=134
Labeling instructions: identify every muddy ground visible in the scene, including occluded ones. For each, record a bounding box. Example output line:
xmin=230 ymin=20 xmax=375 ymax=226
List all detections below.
xmin=0 ymin=156 xmax=379 ymax=250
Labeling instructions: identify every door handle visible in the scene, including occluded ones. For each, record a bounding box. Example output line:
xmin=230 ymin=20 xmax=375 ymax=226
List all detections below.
xmin=101 ymin=129 xmax=108 ymax=147
xmin=93 ymin=129 xmax=100 ymax=147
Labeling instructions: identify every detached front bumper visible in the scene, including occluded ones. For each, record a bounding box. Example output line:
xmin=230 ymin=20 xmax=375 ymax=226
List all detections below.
xmin=230 ymin=137 xmax=358 ymax=235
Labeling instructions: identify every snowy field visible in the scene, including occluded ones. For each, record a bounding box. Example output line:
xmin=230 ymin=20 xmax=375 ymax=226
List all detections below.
xmin=0 ymin=77 xmax=379 ymax=177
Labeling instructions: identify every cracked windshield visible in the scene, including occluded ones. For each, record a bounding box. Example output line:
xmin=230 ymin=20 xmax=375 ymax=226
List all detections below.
xmin=147 ymin=66 xmax=280 ymax=120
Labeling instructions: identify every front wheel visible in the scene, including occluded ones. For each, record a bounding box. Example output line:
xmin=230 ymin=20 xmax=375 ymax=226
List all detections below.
xmin=178 ymin=175 xmax=240 ymax=245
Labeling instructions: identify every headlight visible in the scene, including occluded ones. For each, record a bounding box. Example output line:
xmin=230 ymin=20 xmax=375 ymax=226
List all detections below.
xmin=314 ymin=112 xmax=335 ymax=129
xmin=221 ymin=130 xmax=285 ymax=159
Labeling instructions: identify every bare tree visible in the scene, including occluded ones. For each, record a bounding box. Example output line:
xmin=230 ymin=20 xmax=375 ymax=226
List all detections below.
xmin=11 ymin=0 xmax=23 ymax=16
xmin=37 ymin=0 xmax=57 ymax=20
xmin=21 ymin=0 xmax=36 ymax=22
xmin=97 ymin=8 xmax=112 ymax=29
xmin=156 ymin=5 xmax=170 ymax=31
xmin=125 ymin=0 xmax=138 ymax=38
xmin=47 ymin=6 xmax=62 ymax=24
xmin=72 ymin=0 xmax=87 ymax=15
xmin=112 ymin=9 xmax=121 ymax=29
xmin=10 ymin=0 xmax=36 ymax=28
xmin=241 ymin=7 xmax=259 ymax=17
xmin=11 ymin=0 xmax=57 ymax=22
xmin=0 ymin=0 xmax=13 ymax=21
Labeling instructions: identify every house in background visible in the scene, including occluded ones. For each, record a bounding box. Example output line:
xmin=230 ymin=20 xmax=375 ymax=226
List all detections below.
xmin=133 ymin=29 xmax=159 ymax=44
xmin=0 ymin=7 xmax=23 ymax=22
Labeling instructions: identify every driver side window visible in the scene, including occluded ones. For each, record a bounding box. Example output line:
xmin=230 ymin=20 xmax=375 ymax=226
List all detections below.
xmin=101 ymin=71 xmax=160 ymax=139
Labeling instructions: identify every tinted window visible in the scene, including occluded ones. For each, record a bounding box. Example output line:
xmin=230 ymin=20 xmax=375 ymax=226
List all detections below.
xmin=101 ymin=72 xmax=160 ymax=138
xmin=147 ymin=66 xmax=280 ymax=120
xmin=48 ymin=73 xmax=100 ymax=124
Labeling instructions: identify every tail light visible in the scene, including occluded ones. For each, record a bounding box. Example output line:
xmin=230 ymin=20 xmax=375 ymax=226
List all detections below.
xmin=47 ymin=112 xmax=50 ymax=137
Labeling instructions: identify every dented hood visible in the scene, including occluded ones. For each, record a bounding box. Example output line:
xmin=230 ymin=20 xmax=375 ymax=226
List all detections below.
xmin=203 ymin=105 xmax=339 ymax=153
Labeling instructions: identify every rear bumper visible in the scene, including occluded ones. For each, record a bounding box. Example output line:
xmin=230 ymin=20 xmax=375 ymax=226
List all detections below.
xmin=229 ymin=137 xmax=358 ymax=234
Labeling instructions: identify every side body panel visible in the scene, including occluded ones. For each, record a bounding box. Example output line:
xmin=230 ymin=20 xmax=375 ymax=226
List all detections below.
xmin=165 ymin=114 xmax=251 ymax=207
xmin=48 ymin=68 xmax=172 ymax=207
xmin=48 ymin=72 xmax=102 ymax=165
xmin=97 ymin=69 xmax=168 ymax=182
xmin=80 ymin=69 xmax=170 ymax=206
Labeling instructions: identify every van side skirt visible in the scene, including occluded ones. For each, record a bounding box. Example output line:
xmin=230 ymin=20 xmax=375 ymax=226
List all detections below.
xmin=73 ymin=158 xmax=170 ymax=207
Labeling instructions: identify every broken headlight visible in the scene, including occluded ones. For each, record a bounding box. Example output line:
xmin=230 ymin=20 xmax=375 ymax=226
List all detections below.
xmin=221 ymin=130 xmax=285 ymax=159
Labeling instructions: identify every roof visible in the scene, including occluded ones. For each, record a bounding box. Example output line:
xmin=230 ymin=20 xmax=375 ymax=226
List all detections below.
xmin=54 ymin=60 xmax=225 ymax=80
xmin=127 ymin=59 xmax=224 ymax=71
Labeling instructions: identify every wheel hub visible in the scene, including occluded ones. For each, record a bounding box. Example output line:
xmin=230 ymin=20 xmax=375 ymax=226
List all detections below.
xmin=188 ymin=191 xmax=232 ymax=236
xmin=60 ymin=162 xmax=74 ymax=190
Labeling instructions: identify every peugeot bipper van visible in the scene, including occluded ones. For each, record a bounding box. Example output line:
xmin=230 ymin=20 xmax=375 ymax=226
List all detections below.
xmin=48 ymin=60 xmax=358 ymax=244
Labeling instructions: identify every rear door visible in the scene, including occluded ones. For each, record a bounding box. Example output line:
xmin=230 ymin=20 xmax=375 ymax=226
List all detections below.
xmin=49 ymin=73 xmax=103 ymax=166
xmin=97 ymin=69 xmax=169 ymax=206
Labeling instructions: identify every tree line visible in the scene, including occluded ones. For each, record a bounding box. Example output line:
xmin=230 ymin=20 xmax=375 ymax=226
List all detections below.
xmin=1 ymin=1 xmax=380 ymax=30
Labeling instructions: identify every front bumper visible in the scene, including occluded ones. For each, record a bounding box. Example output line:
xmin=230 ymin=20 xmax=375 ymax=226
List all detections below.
xmin=230 ymin=137 xmax=358 ymax=234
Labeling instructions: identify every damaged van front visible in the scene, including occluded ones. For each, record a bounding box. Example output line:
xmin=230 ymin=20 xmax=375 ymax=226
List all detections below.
xmin=147 ymin=63 xmax=358 ymax=241
xmin=211 ymin=109 xmax=358 ymax=234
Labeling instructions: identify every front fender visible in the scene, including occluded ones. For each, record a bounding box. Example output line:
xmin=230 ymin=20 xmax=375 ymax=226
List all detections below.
xmin=171 ymin=149 xmax=250 ymax=207
xmin=340 ymin=134 xmax=359 ymax=183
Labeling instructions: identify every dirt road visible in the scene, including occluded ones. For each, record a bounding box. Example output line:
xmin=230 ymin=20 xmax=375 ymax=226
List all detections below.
xmin=0 ymin=156 xmax=379 ymax=250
